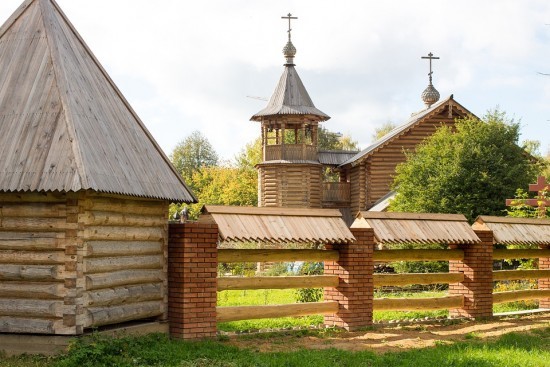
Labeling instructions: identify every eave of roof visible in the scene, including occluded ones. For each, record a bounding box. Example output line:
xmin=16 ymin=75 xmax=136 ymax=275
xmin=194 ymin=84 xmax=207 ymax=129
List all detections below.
xmin=473 ymin=216 xmax=550 ymax=245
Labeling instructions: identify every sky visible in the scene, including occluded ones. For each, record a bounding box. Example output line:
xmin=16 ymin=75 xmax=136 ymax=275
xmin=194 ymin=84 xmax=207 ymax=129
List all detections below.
xmin=1 ymin=0 xmax=549 ymax=161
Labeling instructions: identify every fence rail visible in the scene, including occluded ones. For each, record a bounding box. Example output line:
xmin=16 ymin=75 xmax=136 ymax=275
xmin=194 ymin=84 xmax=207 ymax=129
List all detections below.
xmin=217 ymin=301 xmax=339 ymax=323
xmin=493 ymin=289 xmax=550 ymax=304
xmin=218 ymin=275 xmax=339 ymax=291
xmin=493 ymin=249 xmax=550 ymax=260
xmin=493 ymin=269 xmax=550 ymax=281
xmin=374 ymin=272 xmax=464 ymax=287
xmin=373 ymin=295 xmax=464 ymax=311
xmin=374 ymin=249 xmax=464 ymax=262
xmin=218 ymin=249 xmax=339 ymax=263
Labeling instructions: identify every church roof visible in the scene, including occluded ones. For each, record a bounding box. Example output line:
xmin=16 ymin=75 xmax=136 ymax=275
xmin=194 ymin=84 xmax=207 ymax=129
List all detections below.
xmin=0 ymin=0 xmax=195 ymax=202
xmin=339 ymin=95 xmax=472 ymax=167
xmin=250 ymin=66 xmax=330 ymax=122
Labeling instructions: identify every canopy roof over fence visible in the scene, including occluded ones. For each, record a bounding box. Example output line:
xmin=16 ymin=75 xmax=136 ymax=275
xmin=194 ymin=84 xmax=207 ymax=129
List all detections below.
xmin=200 ymin=206 xmax=355 ymax=244
xmin=473 ymin=216 xmax=550 ymax=246
xmin=352 ymin=212 xmax=481 ymax=245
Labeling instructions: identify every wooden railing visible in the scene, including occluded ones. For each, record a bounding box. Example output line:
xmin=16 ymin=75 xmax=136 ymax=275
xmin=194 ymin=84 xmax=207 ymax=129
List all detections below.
xmin=264 ymin=144 xmax=317 ymax=161
xmin=492 ymin=248 xmax=550 ymax=305
xmin=217 ymin=249 xmax=339 ymax=323
xmin=374 ymin=249 xmax=464 ymax=261
xmin=322 ymin=182 xmax=351 ymax=204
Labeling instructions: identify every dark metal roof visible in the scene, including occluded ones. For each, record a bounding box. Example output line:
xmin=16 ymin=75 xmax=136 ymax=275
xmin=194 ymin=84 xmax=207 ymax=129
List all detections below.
xmin=318 ymin=150 xmax=359 ymax=166
xmin=339 ymin=95 xmax=472 ymax=167
xmin=250 ymin=66 xmax=330 ymax=121
xmin=0 ymin=0 xmax=196 ymax=202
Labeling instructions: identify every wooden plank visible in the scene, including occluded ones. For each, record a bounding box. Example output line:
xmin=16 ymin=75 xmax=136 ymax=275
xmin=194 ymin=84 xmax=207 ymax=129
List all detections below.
xmin=216 ymin=301 xmax=338 ymax=323
xmin=217 ymin=275 xmax=339 ymax=291
xmin=85 ymin=270 xmax=163 ymax=290
xmin=493 ymin=249 xmax=550 ymax=260
xmin=86 ymin=301 xmax=163 ymax=327
xmin=205 ymin=205 xmax=342 ymax=217
xmin=493 ymin=290 xmax=550 ymax=304
xmin=0 ymin=203 xmax=66 ymax=218
xmin=84 ymin=241 xmax=162 ymax=257
xmin=0 ymin=316 xmax=55 ymax=334
xmin=0 ymin=282 xmax=64 ymax=299
xmin=0 ymin=264 xmax=64 ymax=281
xmin=478 ymin=216 xmax=550 ymax=225
xmin=0 ymin=250 xmax=65 ymax=264
xmin=81 ymin=226 xmax=163 ymax=241
xmin=83 ymin=283 xmax=162 ymax=307
xmin=218 ymin=249 xmax=339 ymax=263
xmin=373 ymin=295 xmax=463 ymax=311
xmin=0 ymin=299 xmax=63 ymax=317
xmin=374 ymin=249 xmax=464 ymax=262
xmin=0 ymin=236 xmax=59 ymax=251
xmin=493 ymin=270 xmax=550 ymax=281
xmin=374 ymin=272 xmax=464 ymax=287
xmin=0 ymin=217 xmax=76 ymax=232
xmin=80 ymin=211 xmax=165 ymax=227
xmin=83 ymin=255 xmax=163 ymax=274
xmin=360 ymin=212 xmax=468 ymax=222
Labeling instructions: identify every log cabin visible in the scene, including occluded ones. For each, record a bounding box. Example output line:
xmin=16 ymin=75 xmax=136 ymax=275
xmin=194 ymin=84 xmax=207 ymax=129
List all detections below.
xmin=252 ymin=18 xmax=473 ymax=222
xmin=0 ymin=0 xmax=195 ymax=335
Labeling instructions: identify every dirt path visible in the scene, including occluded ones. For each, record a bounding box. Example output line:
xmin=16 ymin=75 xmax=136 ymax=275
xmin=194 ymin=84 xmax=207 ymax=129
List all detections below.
xmin=228 ymin=313 xmax=550 ymax=353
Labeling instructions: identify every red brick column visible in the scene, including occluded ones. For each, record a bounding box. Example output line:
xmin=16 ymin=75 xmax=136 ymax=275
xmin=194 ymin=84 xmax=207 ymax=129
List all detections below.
xmin=539 ymin=244 xmax=550 ymax=309
xmin=449 ymin=229 xmax=493 ymax=318
xmin=168 ymin=223 xmax=218 ymax=339
xmin=324 ymin=227 xmax=374 ymax=330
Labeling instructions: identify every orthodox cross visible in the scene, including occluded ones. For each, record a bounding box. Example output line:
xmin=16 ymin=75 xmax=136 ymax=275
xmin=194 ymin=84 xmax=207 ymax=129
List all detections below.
xmin=421 ymin=52 xmax=440 ymax=84
xmin=282 ymin=13 xmax=298 ymax=41
xmin=506 ymin=176 xmax=549 ymax=216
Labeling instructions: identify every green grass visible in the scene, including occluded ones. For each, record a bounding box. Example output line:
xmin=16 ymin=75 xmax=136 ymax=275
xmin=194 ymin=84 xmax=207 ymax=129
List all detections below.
xmin=2 ymin=328 xmax=550 ymax=367
xmin=218 ymin=289 xmax=542 ymax=332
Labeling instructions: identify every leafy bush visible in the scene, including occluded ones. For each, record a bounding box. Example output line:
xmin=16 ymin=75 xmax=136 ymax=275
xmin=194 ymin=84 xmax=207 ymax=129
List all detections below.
xmin=295 ymin=262 xmax=324 ymax=303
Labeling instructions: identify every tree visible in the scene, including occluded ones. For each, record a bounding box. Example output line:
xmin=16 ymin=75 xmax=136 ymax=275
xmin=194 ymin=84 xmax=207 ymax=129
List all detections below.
xmin=372 ymin=121 xmax=397 ymax=142
xmin=318 ymin=127 xmax=359 ymax=151
xmin=170 ymin=131 xmax=218 ymax=186
xmin=390 ymin=109 xmax=539 ymax=222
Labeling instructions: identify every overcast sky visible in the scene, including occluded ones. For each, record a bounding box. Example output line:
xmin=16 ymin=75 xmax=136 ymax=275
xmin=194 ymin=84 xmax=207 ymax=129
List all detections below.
xmin=1 ymin=0 xmax=549 ymax=160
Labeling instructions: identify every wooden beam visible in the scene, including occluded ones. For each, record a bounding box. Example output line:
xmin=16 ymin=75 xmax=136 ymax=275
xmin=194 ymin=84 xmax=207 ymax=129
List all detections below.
xmin=86 ymin=301 xmax=163 ymax=327
xmin=216 ymin=301 xmax=339 ymax=323
xmin=217 ymin=275 xmax=339 ymax=291
xmin=493 ymin=249 xmax=550 ymax=260
xmin=374 ymin=249 xmax=464 ymax=262
xmin=493 ymin=270 xmax=550 ymax=281
xmin=374 ymin=295 xmax=463 ymax=311
xmin=218 ymin=249 xmax=339 ymax=263
xmin=493 ymin=289 xmax=550 ymax=304
xmin=374 ymin=272 xmax=464 ymax=287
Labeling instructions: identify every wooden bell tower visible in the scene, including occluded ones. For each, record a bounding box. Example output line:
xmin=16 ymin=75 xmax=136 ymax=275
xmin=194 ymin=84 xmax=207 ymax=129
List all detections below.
xmin=250 ymin=14 xmax=330 ymax=208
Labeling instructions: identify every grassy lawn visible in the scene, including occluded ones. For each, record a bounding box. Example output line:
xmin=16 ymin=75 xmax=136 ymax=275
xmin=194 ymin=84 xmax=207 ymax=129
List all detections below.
xmin=218 ymin=289 xmax=539 ymax=332
xmin=2 ymin=328 xmax=549 ymax=367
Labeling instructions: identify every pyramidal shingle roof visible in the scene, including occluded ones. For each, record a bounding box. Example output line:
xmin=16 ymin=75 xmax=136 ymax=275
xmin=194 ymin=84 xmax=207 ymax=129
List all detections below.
xmin=0 ymin=0 xmax=196 ymax=202
xmin=250 ymin=65 xmax=330 ymax=121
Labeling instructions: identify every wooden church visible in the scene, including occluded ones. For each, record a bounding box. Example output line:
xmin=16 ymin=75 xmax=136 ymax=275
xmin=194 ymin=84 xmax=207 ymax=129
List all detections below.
xmin=0 ymin=0 xmax=195 ymax=335
xmin=252 ymin=16 xmax=473 ymax=220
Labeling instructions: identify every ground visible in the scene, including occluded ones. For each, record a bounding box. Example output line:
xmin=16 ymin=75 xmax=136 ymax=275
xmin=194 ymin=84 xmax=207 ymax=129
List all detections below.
xmin=228 ymin=312 xmax=550 ymax=353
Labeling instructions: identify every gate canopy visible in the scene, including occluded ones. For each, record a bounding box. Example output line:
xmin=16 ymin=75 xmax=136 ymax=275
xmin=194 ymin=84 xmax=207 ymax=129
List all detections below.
xmin=352 ymin=212 xmax=480 ymax=245
xmin=473 ymin=216 xmax=550 ymax=246
xmin=200 ymin=206 xmax=355 ymax=244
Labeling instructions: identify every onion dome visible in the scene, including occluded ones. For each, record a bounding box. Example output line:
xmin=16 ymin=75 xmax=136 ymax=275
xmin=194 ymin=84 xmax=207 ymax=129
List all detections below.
xmin=421 ymin=83 xmax=440 ymax=107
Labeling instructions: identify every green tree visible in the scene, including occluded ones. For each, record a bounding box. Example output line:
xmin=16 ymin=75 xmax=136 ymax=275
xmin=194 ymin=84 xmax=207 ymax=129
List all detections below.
xmin=390 ymin=109 xmax=539 ymax=222
xmin=170 ymin=131 xmax=218 ymax=186
xmin=372 ymin=121 xmax=397 ymax=142
xmin=318 ymin=127 xmax=359 ymax=151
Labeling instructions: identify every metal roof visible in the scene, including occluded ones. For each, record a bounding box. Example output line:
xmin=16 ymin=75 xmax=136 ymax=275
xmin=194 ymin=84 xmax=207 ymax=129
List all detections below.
xmin=339 ymin=95 xmax=472 ymax=167
xmin=0 ymin=0 xmax=195 ymax=203
xmin=201 ymin=205 xmax=355 ymax=245
xmin=352 ymin=212 xmax=480 ymax=245
xmin=250 ymin=66 xmax=330 ymax=122
xmin=473 ymin=216 xmax=550 ymax=246
xmin=318 ymin=150 xmax=359 ymax=166
xmin=368 ymin=191 xmax=396 ymax=212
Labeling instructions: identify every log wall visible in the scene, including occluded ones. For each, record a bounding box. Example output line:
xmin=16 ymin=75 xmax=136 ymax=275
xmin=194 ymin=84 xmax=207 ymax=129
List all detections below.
xmin=0 ymin=191 xmax=169 ymax=335
xmin=258 ymin=164 xmax=322 ymax=208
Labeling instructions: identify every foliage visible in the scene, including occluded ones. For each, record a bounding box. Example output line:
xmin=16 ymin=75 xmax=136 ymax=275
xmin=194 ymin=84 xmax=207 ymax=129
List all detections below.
xmin=387 ymin=243 xmax=449 ymax=274
xmin=372 ymin=121 xmax=397 ymax=142
xmin=317 ymin=127 xmax=359 ymax=151
xmin=390 ymin=109 xmax=539 ymax=222
xmin=295 ymin=262 xmax=324 ymax=303
xmin=506 ymin=188 xmax=549 ymax=219
xmin=170 ymin=131 xmax=219 ymax=186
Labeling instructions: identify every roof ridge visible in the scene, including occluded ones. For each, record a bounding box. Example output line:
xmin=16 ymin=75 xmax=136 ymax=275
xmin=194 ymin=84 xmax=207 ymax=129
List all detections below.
xmin=39 ymin=0 xmax=87 ymax=189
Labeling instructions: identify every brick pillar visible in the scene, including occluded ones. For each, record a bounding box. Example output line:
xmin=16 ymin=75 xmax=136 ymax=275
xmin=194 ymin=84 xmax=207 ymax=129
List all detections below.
xmin=539 ymin=244 xmax=550 ymax=309
xmin=324 ymin=227 xmax=374 ymax=330
xmin=449 ymin=229 xmax=493 ymax=318
xmin=168 ymin=223 xmax=218 ymax=339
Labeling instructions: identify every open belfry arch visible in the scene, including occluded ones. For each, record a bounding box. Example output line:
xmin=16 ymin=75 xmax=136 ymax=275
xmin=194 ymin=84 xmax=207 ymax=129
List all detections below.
xmin=0 ymin=0 xmax=195 ymax=335
xmin=251 ymin=14 xmax=330 ymax=209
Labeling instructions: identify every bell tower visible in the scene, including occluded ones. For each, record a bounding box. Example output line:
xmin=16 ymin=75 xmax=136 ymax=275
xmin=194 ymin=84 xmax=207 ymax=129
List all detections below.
xmin=251 ymin=13 xmax=330 ymax=208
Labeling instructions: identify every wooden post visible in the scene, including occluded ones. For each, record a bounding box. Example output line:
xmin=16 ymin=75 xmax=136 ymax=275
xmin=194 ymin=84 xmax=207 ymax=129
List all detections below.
xmin=540 ymin=244 xmax=550 ymax=309
xmin=168 ymin=223 xmax=218 ymax=340
xmin=448 ymin=230 xmax=493 ymax=318
xmin=324 ymin=228 xmax=374 ymax=330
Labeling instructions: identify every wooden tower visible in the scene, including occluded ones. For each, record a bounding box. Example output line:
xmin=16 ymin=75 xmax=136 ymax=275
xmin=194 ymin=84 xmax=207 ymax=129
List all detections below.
xmin=251 ymin=14 xmax=330 ymax=208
